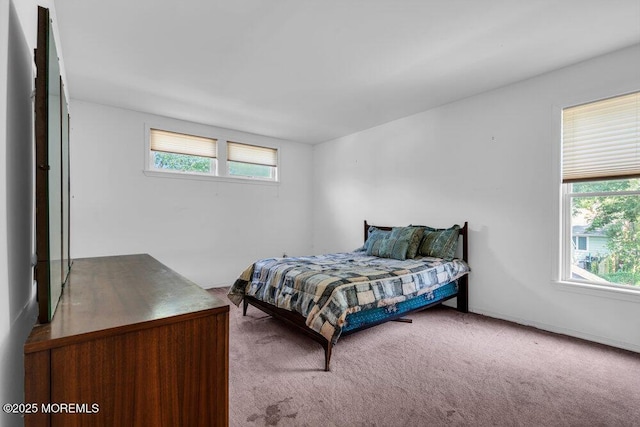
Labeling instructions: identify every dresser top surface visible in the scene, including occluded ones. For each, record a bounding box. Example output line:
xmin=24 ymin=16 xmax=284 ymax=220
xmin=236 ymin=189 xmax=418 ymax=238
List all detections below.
xmin=25 ymin=254 xmax=229 ymax=352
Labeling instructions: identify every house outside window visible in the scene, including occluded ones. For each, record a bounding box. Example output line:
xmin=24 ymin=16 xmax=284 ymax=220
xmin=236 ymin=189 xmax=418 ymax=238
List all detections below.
xmin=561 ymin=92 xmax=639 ymax=289
xmin=572 ymin=234 xmax=588 ymax=251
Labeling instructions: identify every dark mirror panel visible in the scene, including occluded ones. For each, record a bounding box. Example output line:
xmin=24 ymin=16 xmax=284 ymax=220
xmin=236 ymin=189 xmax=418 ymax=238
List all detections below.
xmin=35 ymin=6 xmax=71 ymax=323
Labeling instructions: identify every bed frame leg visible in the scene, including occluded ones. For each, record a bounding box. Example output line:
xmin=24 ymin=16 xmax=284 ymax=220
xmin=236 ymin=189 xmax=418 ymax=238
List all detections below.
xmin=324 ymin=342 xmax=332 ymax=372
xmin=457 ymin=276 xmax=469 ymax=313
xmin=243 ymin=298 xmax=248 ymax=316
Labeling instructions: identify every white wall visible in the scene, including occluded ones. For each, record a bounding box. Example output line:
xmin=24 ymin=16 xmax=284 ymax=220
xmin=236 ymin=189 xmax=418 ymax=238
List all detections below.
xmin=70 ymin=101 xmax=314 ymax=288
xmin=312 ymin=44 xmax=640 ymax=352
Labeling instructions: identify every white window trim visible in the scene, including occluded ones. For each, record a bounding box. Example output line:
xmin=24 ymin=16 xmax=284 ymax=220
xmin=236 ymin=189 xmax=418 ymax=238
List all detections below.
xmin=143 ymin=123 xmax=280 ymax=185
xmin=553 ymin=279 xmax=640 ymax=303
xmin=551 ymin=104 xmax=640 ymax=301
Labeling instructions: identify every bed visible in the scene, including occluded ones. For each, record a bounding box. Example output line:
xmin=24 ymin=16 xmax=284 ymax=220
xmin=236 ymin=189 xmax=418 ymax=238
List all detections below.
xmin=228 ymin=221 xmax=470 ymax=371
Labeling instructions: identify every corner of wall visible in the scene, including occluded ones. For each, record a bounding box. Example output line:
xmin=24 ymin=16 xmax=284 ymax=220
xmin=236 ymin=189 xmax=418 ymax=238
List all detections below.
xmin=0 ymin=2 xmax=39 ymax=425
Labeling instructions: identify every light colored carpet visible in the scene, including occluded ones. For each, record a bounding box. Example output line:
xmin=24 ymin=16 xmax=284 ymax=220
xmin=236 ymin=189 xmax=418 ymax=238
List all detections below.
xmin=209 ymin=288 xmax=640 ymax=426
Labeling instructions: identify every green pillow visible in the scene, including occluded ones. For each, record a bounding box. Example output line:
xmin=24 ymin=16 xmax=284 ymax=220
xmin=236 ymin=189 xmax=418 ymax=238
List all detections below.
xmin=366 ymin=227 xmax=421 ymax=260
xmin=363 ymin=227 xmax=390 ymax=253
xmin=390 ymin=226 xmax=424 ymax=258
xmin=418 ymin=225 xmax=460 ymax=260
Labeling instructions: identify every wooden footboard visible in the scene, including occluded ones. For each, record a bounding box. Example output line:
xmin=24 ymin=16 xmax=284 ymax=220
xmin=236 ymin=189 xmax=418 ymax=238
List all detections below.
xmin=242 ymin=221 xmax=470 ymax=371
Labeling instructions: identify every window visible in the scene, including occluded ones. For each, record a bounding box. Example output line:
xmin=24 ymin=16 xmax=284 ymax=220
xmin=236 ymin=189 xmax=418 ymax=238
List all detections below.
xmin=227 ymin=141 xmax=278 ymax=181
xmin=572 ymin=236 xmax=588 ymax=251
xmin=145 ymin=127 xmax=279 ymax=183
xmin=149 ymin=129 xmax=217 ymax=175
xmin=561 ymin=92 xmax=639 ymax=289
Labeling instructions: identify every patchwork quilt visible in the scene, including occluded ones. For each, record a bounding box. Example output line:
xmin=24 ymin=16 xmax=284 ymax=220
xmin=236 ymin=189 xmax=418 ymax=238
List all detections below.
xmin=228 ymin=252 xmax=470 ymax=344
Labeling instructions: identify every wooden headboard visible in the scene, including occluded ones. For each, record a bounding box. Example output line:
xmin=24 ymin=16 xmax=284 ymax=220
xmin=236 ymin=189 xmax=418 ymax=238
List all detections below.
xmin=363 ymin=220 xmax=469 ymax=313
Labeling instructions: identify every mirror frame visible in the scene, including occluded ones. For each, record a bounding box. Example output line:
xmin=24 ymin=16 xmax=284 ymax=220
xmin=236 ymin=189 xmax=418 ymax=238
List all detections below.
xmin=34 ymin=6 xmax=71 ymax=323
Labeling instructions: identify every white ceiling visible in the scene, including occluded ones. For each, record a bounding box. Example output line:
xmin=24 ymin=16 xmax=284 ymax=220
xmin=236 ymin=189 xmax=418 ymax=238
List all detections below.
xmin=55 ymin=0 xmax=640 ymax=144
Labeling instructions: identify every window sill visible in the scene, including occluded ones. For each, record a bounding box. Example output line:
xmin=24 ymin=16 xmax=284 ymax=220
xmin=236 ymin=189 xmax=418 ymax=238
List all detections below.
xmin=553 ymin=280 xmax=640 ymax=303
xmin=143 ymin=169 xmax=280 ymax=186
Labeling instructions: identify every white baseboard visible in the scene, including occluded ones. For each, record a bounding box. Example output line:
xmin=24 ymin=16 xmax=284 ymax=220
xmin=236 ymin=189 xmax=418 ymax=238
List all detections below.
xmin=0 ymin=295 xmax=38 ymax=412
xmin=471 ymin=306 xmax=640 ymax=354
xmin=13 ymin=295 xmax=38 ymax=337
xmin=207 ymin=283 xmax=231 ymax=290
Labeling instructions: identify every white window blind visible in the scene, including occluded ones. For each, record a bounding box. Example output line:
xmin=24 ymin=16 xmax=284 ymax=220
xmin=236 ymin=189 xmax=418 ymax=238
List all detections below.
xmin=562 ymin=91 xmax=639 ymax=183
xmin=150 ymin=129 xmax=217 ymax=158
xmin=227 ymin=141 xmax=277 ymax=166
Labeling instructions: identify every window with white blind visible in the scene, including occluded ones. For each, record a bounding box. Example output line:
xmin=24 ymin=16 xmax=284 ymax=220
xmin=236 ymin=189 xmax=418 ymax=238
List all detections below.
xmin=145 ymin=127 xmax=279 ymax=183
xmin=561 ymin=91 xmax=639 ymax=290
xmin=149 ymin=128 xmax=218 ymax=176
xmin=227 ymin=141 xmax=278 ymax=181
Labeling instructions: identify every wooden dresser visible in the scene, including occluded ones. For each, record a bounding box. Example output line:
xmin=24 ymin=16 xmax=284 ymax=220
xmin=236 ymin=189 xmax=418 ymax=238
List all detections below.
xmin=24 ymin=254 xmax=229 ymax=427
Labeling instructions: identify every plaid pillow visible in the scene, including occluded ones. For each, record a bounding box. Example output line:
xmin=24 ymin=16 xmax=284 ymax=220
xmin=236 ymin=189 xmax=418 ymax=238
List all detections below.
xmin=418 ymin=225 xmax=460 ymax=260
xmin=362 ymin=226 xmax=390 ymax=253
xmin=366 ymin=227 xmax=423 ymax=260
xmin=390 ymin=226 xmax=424 ymax=258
